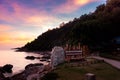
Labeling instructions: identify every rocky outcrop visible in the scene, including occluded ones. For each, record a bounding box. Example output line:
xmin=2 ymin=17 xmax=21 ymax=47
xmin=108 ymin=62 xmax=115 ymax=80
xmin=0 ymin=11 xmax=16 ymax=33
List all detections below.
xmin=2 ymin=64 xmax=13 ymax=73
xmin=0 ymin=71 xmax=5 ymax=80
xmin=25 ymin=63 xmax=44 ymax=75
xmin=0 ymin=64 xmax=13 ymax=73
xmin=11 ymin=63 xmax=45 ymax=80
xmin=0 ymin=64 xmax=13 ymax=80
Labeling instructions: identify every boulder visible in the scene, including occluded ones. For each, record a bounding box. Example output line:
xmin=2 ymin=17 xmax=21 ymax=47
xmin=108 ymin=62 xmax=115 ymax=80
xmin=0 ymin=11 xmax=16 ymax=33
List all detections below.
xmin=2 ymin=64 xmax=13 ymax=73
xmin=25 ymin=56 xmax=35 ymax=60
xmin=25 ymin=63 xmax=44 ymax=76
xmin=51 ymin=46 xmax=65 ymax=69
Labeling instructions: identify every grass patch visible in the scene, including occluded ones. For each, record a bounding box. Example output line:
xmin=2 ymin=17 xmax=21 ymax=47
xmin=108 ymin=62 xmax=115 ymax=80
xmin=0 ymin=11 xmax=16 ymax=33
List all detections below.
xmin=42 ymin=62 xmax=120 ymax=80
xmin=41 ymin=72 xmax=58 ymax=80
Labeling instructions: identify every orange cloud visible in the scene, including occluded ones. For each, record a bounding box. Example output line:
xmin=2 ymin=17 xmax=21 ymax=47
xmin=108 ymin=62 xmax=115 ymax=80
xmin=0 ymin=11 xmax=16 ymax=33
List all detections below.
xmin=0 ymin=24 xmax=13 ymax=32
xmin=74 ymin=0 xmax=95 ymax=5
xmin=0 ymin=31 xmax=35 ymax=49
xmin=0 ymin=25 xmax=33 ymax=44
xmin=53 ymin=0 xmax=98 ymax=14
xmin=26 ymin=14 xmax=60 ymax=25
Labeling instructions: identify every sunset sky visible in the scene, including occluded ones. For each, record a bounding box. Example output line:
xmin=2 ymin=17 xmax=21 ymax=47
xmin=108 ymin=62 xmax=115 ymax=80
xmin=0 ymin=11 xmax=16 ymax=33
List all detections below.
xmin=0 ymin=0 xmax=106 ymax=50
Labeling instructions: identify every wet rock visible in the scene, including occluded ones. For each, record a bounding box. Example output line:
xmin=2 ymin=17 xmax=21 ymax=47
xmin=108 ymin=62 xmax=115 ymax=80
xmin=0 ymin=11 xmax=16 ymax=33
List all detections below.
xmin=25 ymin=63 xmax=44 ymax=77
xmin=25 ymin=56 xmax=35 ymax=60
xmin=41 ymin=55 xmax=50 ymax=59
xmin=36 ymin=57 xmax=40 ymax=59
xmin=40 ymin=59 xmax=47 ymax=62
xmin=2 ymin=64 xmax=13 ymax=73
xmin=25 ymin=63 xmax=44 ymax=70
xmin=0 ymin=71 xmax=5 ymax=80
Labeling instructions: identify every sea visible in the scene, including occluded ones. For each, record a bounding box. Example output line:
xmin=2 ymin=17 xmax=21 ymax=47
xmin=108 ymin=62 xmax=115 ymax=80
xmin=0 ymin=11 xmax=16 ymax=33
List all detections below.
xmin=0 ymin=49 xmax=47 ymax=77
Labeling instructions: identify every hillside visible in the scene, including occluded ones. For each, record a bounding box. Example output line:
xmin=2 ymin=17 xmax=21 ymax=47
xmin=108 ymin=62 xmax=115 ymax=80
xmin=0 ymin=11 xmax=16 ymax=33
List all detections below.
xmin=19 ymin=0 xmax=120 ymax=52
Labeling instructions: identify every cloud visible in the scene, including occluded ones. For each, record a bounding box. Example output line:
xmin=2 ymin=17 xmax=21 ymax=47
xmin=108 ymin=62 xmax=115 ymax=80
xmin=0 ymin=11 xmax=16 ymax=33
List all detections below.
xmin=0 ymin=31 xmax=34 ymax=42
xmin=0 ymin=24 xmax=13 ymax=32
xmin=0 ymin=24 xmax=34 ymax=44
xmin=0 ymin=1 xmax=62 ymax=49
xmin=0 ymin=0 xmax=101 ymax=25
xmin=0 ymin=1 xmax=62 ymax=28
xmin=0 ymin=25 xmax=34 ymax=44
xmin=0 ymin=30 xmax=35 ymax=49
xmin=0 ymin=4 xmax=15 ymax=22
xmin=53 ymin=0 xmax=98 ymax=14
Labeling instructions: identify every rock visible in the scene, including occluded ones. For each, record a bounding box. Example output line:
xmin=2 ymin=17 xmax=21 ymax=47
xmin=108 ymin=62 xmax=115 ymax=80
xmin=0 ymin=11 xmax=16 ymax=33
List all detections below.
xmin=0 ymin=71 xmax=5 ymax=80
xmin=36 ymin=57 xmax=40 ymax=59
xmin=25 ymin=56 xmax=35 ymax=60
xmin=0 ymin=67 xmax=4 ymax=73
xmin=2 ymin=64 xmax=13 ymax=73
xmin=40 ymin=59 xmax=47 ymax=61
xmin=25 ymin=63 xmax=43 ymax=70
xmin=25 ymin=63 xmax=44 ymax=77
xmin=51 ymin=46 xmax=65 ymax=69
xmin=10 ymin=63 xmax=45 ymax=80
xmin=41 ymin=55 xmax=50 ymax=59
xmin=10 ymin=72 xmax=26 ymax=80
xmin=4 ymin=77 xmax=11 ymax=80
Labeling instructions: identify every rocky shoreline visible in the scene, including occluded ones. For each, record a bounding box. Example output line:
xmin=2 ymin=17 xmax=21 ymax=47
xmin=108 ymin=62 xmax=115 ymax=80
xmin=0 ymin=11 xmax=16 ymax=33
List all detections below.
xmin=0 ymin=46 xmax=65 ymax=80
xmin=0 ymin=63 xmax=51 ymax=80
xmin=0 ymin=64 xmax=13 ymax=80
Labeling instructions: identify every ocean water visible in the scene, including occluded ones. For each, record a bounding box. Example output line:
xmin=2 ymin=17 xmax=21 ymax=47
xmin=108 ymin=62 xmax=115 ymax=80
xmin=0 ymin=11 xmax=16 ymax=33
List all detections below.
xmin=0 ymin=49 xmax=46 ymax=77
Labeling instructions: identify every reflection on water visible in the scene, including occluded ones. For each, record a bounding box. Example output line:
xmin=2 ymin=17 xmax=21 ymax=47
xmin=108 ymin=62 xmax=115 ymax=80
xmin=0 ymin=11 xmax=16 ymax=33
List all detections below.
xmin=0 ymin=50 xmax=46 ymax=76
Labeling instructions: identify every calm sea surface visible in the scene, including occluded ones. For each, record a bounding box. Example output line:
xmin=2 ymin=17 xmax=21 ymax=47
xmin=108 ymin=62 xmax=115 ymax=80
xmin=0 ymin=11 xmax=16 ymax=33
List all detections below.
xmin=0 ymin=49 xmax=46 ymax=77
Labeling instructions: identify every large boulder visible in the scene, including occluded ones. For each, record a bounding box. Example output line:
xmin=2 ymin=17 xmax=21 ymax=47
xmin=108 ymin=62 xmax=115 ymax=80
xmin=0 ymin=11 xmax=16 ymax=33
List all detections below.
xmin=2 ymin=64 xmax=13 ymax=73
xmin=51 ymin=46 xmax=65 ymax=69
xmin=24 ymin=63 xmax=44 ymax=76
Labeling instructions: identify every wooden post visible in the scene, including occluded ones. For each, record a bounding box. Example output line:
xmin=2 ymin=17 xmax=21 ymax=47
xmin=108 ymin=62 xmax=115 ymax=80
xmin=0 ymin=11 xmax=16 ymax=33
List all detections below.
xmin=85 ymin=73 xmax=96 ymax=80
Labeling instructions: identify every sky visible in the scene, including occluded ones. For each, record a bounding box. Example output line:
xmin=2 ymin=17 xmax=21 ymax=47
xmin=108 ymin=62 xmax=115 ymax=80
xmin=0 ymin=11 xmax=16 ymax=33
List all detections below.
xmin=0 ymin=0 xmax=106 ymax=50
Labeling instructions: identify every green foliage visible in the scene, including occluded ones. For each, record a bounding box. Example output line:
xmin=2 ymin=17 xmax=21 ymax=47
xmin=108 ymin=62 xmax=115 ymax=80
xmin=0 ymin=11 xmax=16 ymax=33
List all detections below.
xmin=19 ymin=0 xmax=120 ymax=51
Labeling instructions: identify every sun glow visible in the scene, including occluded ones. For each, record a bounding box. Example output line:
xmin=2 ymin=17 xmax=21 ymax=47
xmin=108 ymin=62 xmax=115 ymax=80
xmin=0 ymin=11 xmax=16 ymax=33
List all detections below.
xmin=75 ymin=0 xmax=89 ymax=5
xmin=74 ymin=0 xmax=97 ymax=6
